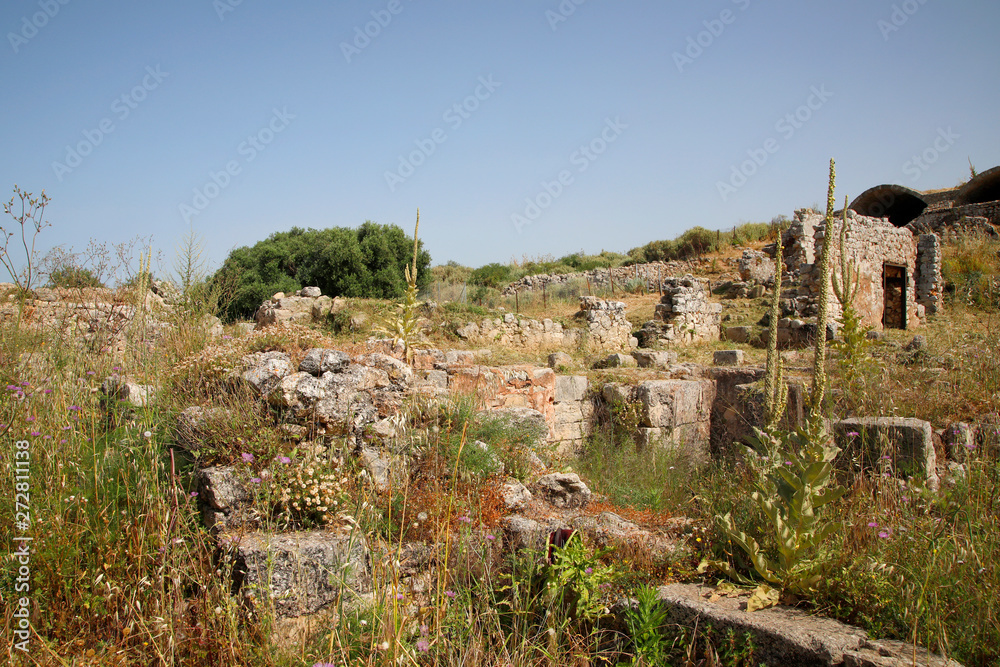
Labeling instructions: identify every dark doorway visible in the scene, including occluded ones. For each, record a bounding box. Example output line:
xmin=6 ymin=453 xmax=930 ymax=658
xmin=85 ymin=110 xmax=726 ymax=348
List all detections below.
xmin=883 ymin=264 xmax=906 ymax=329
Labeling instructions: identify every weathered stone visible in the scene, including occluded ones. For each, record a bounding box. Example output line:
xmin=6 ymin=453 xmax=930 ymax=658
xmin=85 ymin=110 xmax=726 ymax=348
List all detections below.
xmin=231 ymin=530 xmax=370 ymax=619
xmin=713 ymin=350 xmax=744 ymax=366
xmin=500 ymin=515 xmax=559 ymax=551
xmin=634 ymin=380 xmax=715 ymax=465
xmin=834 ymin=418 xmax=938 ymax=489
xmin=738 ymin=249 xmax=775 ymax=283
xmin=555 ymin=375 xmax=588 ymax=403
xmin=534 ymin=472 xmax=591 ymax=509
xmin=101 ymin=375 xmax=155 ymax=407
xmin=548 ymin=351 xmax=573 ymax=369
xmin=444 ymin=350 xmax=476 ymax=366
xmin=479 ymin=406 xmax=550 ymax=448
xmin=631 ymin=350 xmax=678 ymax=369
xmin=299 ymin=348 xmax=350 ymax=376
xmin=197 ymin=466 xmax=252 ymax=531
xmin=300 ymin=286 xmax=322 ymax=298
xmin=501 ymin=480 xmax=532 ymax=511
xmin=416 ymin=369 xmax=448 ymax=390
xmin=943 ymin=422 xmax=975 ymax=463
xmin=240 ymin=351 xmax=294 ymax=396
xmin=359 ymin=353 xmax=413 ymax=386
xmin=358 ymin=446 xmax=392 ymax=492
xmin=723 ymin=327 xmax=753 ymax=343
xmin=596 ymin=352 xmax=637 ymax=369
xmin=654 ymin=583 xmax=962 ymax=667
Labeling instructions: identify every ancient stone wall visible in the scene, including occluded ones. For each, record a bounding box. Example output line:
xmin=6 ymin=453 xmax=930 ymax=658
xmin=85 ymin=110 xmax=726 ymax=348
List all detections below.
xmin=456 ymin=297 xmax=634 ymax=352
xmin=916 ymin=234 xmax=943 ymax=316
xmin=791 ymin=211 xmax=925 ymax=330
xmin=255 ymin=288 xmax=344 ymax=327
xmin=501 ymin=260 xmax=704 ymax=296
xmin=737 ymin=249 xmax=774 ymax=283
xmin=636 ymin=276 xmax=722 ymax=346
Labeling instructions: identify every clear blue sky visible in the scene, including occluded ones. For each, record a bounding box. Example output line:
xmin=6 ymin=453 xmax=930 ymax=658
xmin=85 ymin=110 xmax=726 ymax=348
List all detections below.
xmin=2 ymin=0 xmax=998 ymax=280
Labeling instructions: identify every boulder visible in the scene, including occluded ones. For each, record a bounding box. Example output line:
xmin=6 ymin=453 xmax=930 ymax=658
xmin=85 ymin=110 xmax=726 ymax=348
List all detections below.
xmin=942 ymin=422 xmax=975 ymax=463
xmin=501 ymin=480 xmax=532 ymax=511
xmin=101 ymin=375 xmax=155 ymax=408
xmin=548 ymin=351 xmax=573 ymax=369
xmin=240 ymin=351 xmax=294 ymax=396
xmin=300 ymin=286 xmax=322 ymax=298
xmin=299 ymin=349 xmax=351 ymax=376
xmin=595 ymin=352 xmax=637 ymax=369
xmin=713 ymin=350 xmax=744 ymax=366
xmin=534 ymin=472 xmax=591 ymax=509
xmin=175 ymin=406 xmax=232 ymax=452
xmin=631 ymin=350 xmax=678 ymax=369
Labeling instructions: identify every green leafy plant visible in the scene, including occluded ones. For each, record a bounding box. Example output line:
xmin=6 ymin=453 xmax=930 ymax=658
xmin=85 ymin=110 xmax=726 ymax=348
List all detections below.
xmin=712 ymin=161 xmax=846 ymax=601
xmin=625 ymin=585 xmax=672 ymax=665
xmin=545 ymin=531 xmax=615 ymax=623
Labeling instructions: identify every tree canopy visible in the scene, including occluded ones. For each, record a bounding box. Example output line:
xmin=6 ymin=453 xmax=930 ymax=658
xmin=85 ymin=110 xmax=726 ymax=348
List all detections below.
xmin=213 ymin=222 xmax=431 ymax=321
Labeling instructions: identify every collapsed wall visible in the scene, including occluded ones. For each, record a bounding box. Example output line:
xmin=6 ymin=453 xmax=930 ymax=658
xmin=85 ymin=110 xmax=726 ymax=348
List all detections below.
xmin=456 ymin=297 xmax=635 ymax=352
xmin=636 ymin=276 xmax=722 ymax=347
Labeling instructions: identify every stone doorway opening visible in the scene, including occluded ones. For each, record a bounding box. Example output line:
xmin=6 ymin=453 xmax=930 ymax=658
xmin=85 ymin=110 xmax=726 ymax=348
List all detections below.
xmin=883 ymin=264 xmax=907 ymax=329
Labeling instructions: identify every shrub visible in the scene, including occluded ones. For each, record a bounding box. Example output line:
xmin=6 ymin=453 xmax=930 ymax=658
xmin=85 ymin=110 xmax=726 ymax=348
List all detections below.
xmin=212 ymin=222 xmax=431 ymax=321
xmin=48 ymin=264 xmax=104 ymax=289
xmin=469 ymin=262 xmax=514 ymax=288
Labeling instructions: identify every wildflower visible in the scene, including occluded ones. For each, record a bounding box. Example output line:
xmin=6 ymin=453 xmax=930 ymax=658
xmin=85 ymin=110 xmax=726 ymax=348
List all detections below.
xmin=60 ymin=439 xmax=67 ymax=444
xmin=26 ymin=415 xmax=36 ymax=422
xmin=30 ymin=431 xmax=41 ymax=436
xmin=584 ymin=567 xmax=593 ymax=575
xmin=457 ymin=515 xmax=472 ymax=524
xmin=847 ymin=431 xmax=860 ymax=437
xmin=279 ymin=456 xmax=291 ymax=464
xmin=190 ymin=491 xmax=198 ymax=497
xmin=241 ymin=452 xmax=254 ymax=463
xmin=416 ymin=639 xmax=430 ymax=653
xmin=86 ymin=371 xmax=95 ymax=376
xmin=867 ymin=521 xmax=878 ymax=528
xmin=486 ymin=534 xmax=495 ymax=540
xmin=251 ymin=477 xmax=262 ymax=484
xmin=62 ymin=426 xmax=71 ymax=430
xmin=68 ymin=405 xmax=81 ymax=411
xmin=44 ymin=389 xmax=52 ymax=394
xmin=878 ymin=530 xmax=891 ymax=539
xmin=420 ymin=624 xmax=428 ymax=636
xmin=784 ymin=461 xmax=793 ymax=466
xmin=378 ymin=641 xmax=389 ymax=651
xmin=396 ymin=592 xmax=404 ymax=600
xmin=444 ymin=590 xmax=456 ymax=598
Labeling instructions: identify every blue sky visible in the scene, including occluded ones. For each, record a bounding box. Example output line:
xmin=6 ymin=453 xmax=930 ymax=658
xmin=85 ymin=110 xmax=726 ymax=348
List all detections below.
xmin=2 ymin=0 xmax=997 ymax=280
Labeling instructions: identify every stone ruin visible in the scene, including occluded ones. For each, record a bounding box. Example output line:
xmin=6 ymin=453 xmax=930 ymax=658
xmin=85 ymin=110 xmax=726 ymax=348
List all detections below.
xmin=636 ymin=276 xmax=722 ymax=347
xmin=753 ymin=209 xmax=945 ymax=343
xmin=456 ymin=296 xmax=635 ymax=352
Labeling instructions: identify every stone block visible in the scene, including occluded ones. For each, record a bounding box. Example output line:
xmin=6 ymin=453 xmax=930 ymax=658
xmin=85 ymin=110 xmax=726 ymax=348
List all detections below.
xmin=722 ymin=326 xmax=752 ymax=344
xmin=833 ymin=418 xmax=938 ymax=488
xmin=232 ymin=530 xmax=370 ymax=619
xmin=713 ymin=350 xmax=744 ymax=366
xmin=197 ymin=466 xmax=252 ymax=531
xmin=943 ymin=422 xmax=975 ymax=463
xmin=596 ymin=352 xmax=637 ymax=369
xmin=548 ymin=351 xmax=573 ymax=369
xmin=534 ymin=473 xmax=591 ymax=509
xmin=555 ymin=375 xmax=588 ymax=403
xmin=631 ymin=350 xmax=678 ymax=369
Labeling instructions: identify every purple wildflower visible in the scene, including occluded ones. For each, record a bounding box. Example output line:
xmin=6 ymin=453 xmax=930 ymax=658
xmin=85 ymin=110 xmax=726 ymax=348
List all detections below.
xmin=416 ymin=639 xmax=430 ymax=653
xmin=444 ymin=590 xmax=456 ymax=598
xmin=867 ymin=521 xmax=878 ymax=528
xmin=241 ymin=452 xmax=254 ymax=463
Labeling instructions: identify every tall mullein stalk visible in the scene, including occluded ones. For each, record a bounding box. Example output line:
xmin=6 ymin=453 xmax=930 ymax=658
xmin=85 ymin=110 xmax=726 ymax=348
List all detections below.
xmin=810 ymin=159 xmax=837 ymax=420
xmin=763 ymin=225 xmax=788 ymax=435
xmin=376 ymin=209 xmax=425 ymax=363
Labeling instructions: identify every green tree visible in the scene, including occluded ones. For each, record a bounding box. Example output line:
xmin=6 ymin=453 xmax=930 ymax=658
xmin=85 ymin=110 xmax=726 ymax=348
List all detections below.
xmin=213 ymin=222 xmax=430 ymax=321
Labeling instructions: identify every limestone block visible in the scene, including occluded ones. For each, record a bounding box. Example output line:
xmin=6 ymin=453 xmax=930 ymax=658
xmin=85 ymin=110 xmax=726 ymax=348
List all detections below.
xmin=555 ymin=375 xmax=588 ymax=403
xmin=232 ymin=530 xmax=370 ymax=618
xmin=713 ymin=350 xmax=744 ymax=366
xmin=833 ymin=418 xmax=938 ymax=488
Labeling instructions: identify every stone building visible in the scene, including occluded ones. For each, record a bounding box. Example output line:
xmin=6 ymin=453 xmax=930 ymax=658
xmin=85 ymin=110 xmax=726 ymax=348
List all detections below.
xmin=781 ymin=209 xmax=943 ymax=330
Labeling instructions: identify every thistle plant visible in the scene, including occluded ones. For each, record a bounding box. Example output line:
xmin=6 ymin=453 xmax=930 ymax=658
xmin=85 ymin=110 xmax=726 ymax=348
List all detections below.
xmin=375 ymin=209 xmax=425 ymax=363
